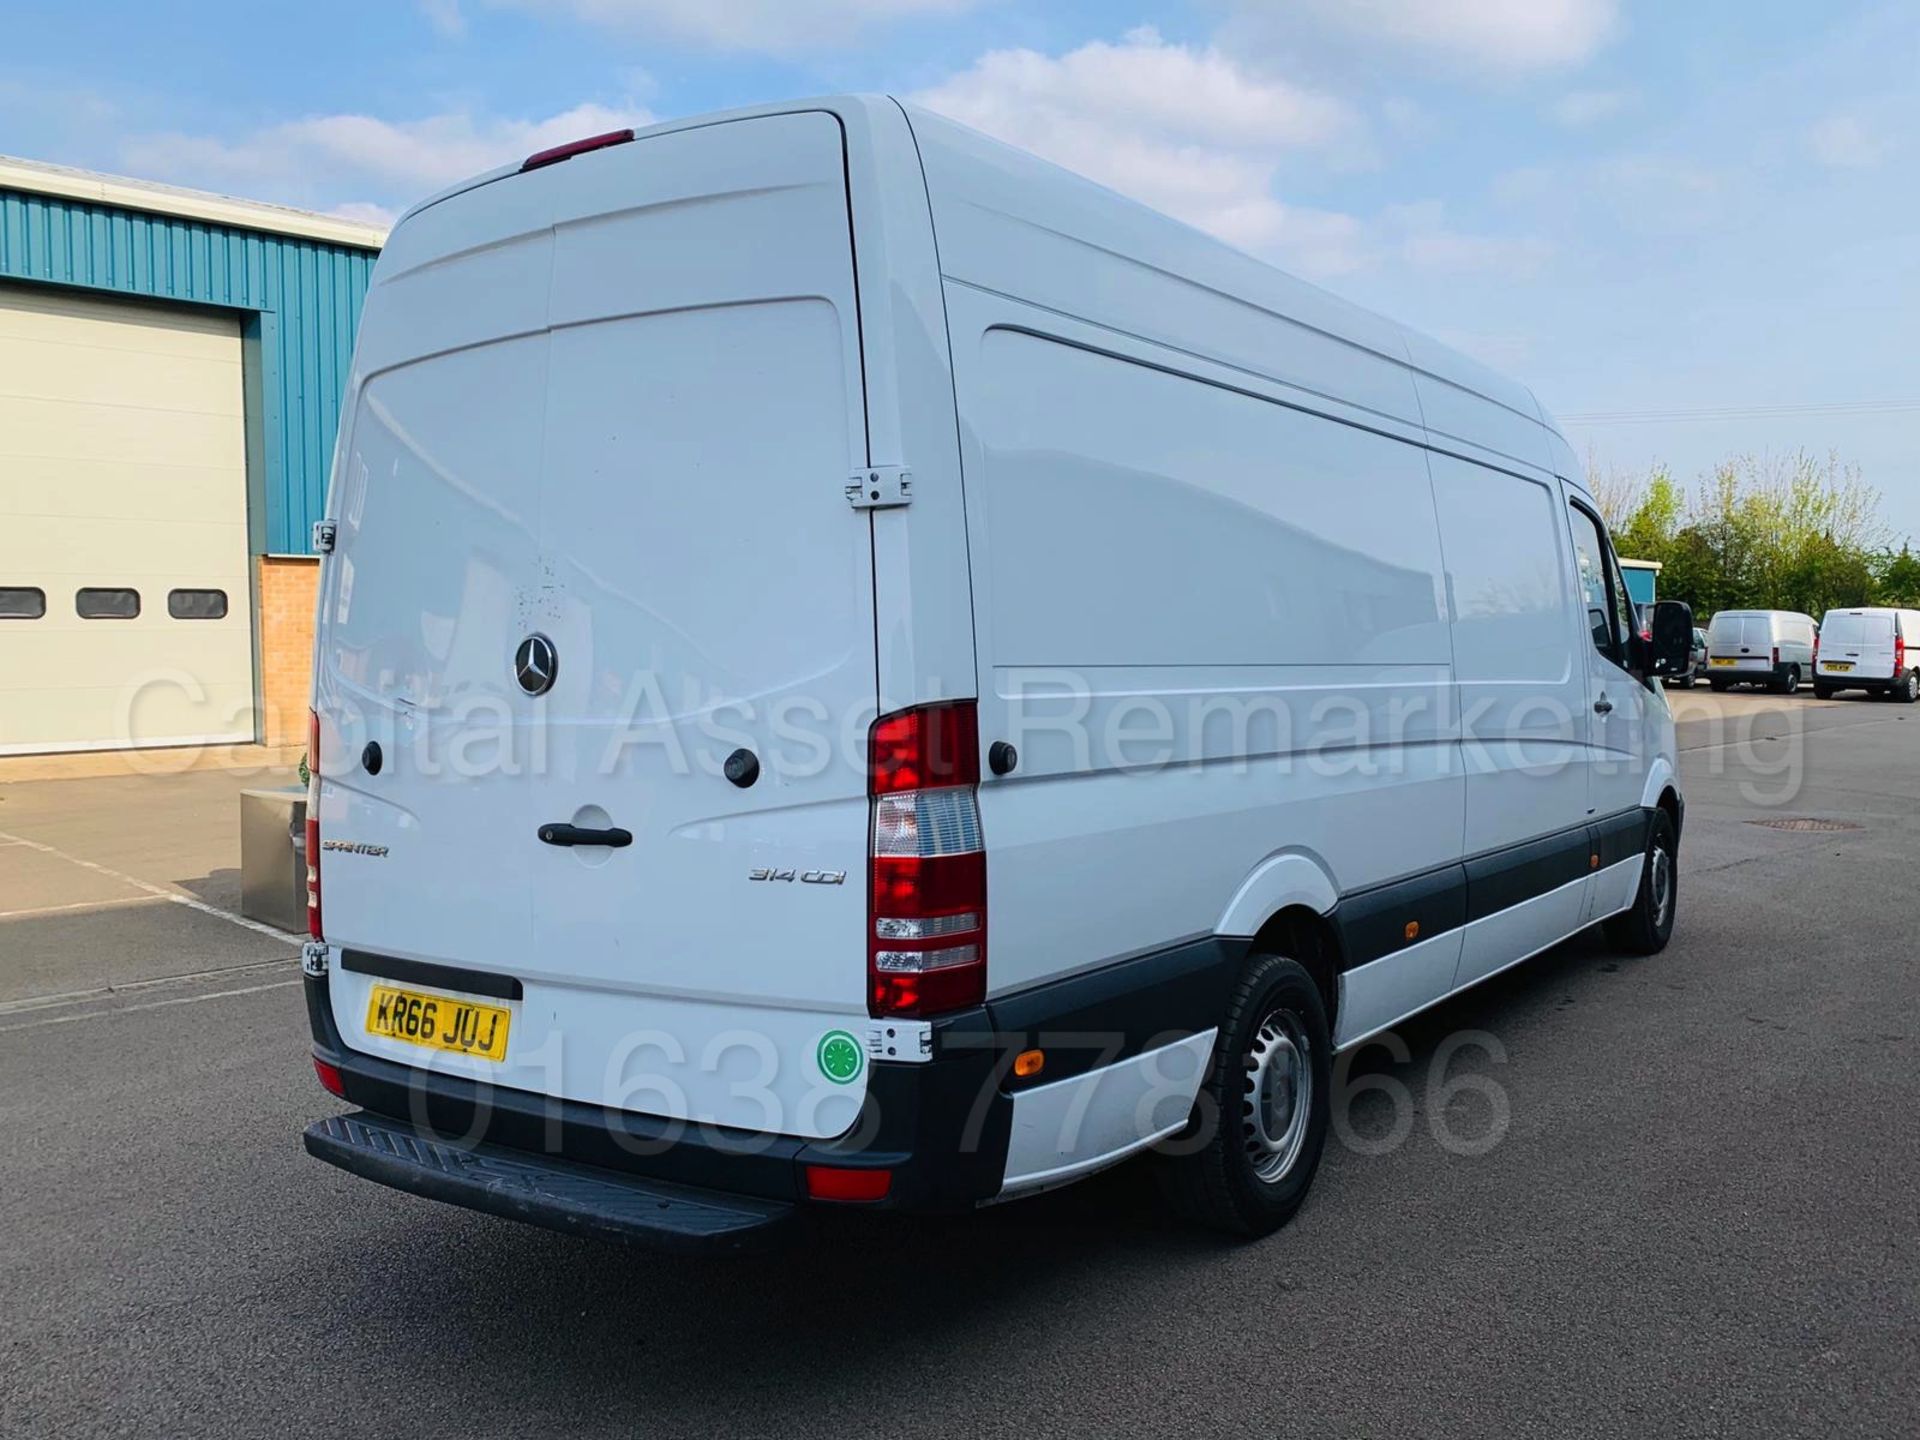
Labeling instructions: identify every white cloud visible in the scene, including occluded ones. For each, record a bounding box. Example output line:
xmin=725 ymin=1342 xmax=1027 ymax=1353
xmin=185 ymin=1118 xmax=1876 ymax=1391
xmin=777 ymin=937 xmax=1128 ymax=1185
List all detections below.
xmin=1551 ymin=88 xmax=1635 ymax=127
xmin=420 ymin=0 xmax=467 ymax=38
xmin=120 ymin=102 xmax=648 ymax=212
xmin=1383 ymin=201 xmax=1553 ymax=276
xmin=493 ymin=0 xmax=984 ymax=51
xmin=1808 ymin=113 xmax=1886 ymax=169
xmin=1241 ymin=0 xmax=1620 ymax=73
xmin=915 ymin=28 xmax=1372 ymax=275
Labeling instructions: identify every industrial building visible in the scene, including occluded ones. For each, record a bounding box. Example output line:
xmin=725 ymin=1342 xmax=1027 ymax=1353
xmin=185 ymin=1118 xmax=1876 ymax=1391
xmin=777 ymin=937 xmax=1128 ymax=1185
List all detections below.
xmin=0 ymin=156 xmax=382 ymax=757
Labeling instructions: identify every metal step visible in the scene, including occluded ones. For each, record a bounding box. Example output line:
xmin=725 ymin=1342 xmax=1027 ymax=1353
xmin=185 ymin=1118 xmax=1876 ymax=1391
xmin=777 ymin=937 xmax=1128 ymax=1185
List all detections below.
xmin=304 ymin=1112 xmax=795 ymax=1254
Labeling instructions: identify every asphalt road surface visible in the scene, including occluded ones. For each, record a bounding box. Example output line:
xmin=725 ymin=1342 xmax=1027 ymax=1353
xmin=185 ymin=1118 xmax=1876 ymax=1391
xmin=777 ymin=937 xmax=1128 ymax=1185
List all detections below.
xmin=3 ymin=690 xmax=1917 ymax=1437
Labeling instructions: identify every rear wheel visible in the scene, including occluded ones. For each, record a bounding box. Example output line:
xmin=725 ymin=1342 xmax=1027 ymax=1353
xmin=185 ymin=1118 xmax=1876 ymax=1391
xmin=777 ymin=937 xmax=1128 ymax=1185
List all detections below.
xmin=1783 ymin=665 xmax=1801 ymax=694
xmin=1899 ymin=671 xmax=1920 ymax=704
xmin=1156 ymin=951 xmax=1331 ymax=1237
xmin=1605 ymin=808 xmax=1678 ymax=955
xmin=1708 ymin=678 xmax=1729 ymax=693
xmin=1813 ymin=683 xmax=1836 ymax=700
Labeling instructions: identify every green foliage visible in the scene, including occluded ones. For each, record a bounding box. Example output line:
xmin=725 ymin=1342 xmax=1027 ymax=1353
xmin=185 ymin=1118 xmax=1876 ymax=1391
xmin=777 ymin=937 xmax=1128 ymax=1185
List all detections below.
xmin=1586 ymin=449 xmax=1899 ymax=620
xmin=1877 ymin=545 xmax=1920 ymax=605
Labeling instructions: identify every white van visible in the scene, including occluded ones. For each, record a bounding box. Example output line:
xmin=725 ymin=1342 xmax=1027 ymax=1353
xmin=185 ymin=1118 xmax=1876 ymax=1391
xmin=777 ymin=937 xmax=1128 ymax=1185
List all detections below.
xmin=299 ymin=98 xmax=1691 ymax=1249
xmin=1814 ymin=607 xmax=1920 ymax=701
xmin=1704 ymin=610 xmax=1818 ymax=693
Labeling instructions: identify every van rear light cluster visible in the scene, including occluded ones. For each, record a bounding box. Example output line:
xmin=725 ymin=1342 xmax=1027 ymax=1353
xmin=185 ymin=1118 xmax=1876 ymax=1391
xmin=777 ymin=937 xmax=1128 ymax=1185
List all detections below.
xmin=306 ymin=708 xmax=323 ymax=941
xmin=1896 ymin=632 xmax=1908 ymax=678
xmin=867 ymin=702 xmax=985 ymax=1017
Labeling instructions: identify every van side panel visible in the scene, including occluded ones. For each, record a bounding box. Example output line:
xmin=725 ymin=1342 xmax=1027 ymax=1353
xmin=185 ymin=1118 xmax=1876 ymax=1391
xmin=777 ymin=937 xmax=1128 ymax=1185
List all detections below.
xmin=1427 ymin=454 xmax=1587 ymax=856
xmin=946 ymin=291 xmax=1463 ymax=998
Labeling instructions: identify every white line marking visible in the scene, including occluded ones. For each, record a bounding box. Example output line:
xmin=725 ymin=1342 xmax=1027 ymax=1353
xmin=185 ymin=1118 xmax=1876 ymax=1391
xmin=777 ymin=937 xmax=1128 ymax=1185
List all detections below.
xmin=0 ymin=894 xmax=169 ymax=921
xmin=0 ymin=978 xmax=301 ymax=1033
xmin=0 ymin=957 xmax=297 ymax=1017
xmin=0 ymin=828 xmax=296 ymax=942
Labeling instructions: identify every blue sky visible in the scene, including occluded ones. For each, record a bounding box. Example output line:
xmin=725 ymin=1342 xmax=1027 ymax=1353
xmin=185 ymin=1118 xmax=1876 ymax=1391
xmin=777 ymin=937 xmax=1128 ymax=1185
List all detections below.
xmin=6 ymin=0 xmax=1917 ymax=542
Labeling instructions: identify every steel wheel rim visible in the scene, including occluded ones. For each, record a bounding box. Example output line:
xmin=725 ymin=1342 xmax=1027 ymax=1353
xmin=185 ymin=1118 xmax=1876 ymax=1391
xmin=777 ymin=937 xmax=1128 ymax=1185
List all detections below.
xmin=1651 ymin=842 xmax=1674 ymax=929
xmin=1244 ymin=1009 xmax=1312 ymax=1183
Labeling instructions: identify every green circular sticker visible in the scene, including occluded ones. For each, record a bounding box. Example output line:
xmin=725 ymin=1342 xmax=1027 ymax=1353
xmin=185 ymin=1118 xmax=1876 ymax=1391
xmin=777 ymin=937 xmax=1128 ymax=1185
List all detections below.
xmin=817 ymin=1030 xmax=864 ymax=1085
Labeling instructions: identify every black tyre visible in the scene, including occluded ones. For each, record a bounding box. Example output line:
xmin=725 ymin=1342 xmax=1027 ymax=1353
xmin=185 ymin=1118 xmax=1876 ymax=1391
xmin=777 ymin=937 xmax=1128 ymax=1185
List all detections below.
xmin=1898 ymin=671 xmax=1920 ymax=705
xmin=1708 ymin=678 xmax=1729 ymax=693
xmin=1784 ymin=665 xmax=1801 ymax=694
xmin=1155 ymin=952 xmax=1331 ymax=1238
xmin=1604 ymin=808 xmax=1678 ymax=956
xmin=1813 ymin=684 xmax=1836 ymax=701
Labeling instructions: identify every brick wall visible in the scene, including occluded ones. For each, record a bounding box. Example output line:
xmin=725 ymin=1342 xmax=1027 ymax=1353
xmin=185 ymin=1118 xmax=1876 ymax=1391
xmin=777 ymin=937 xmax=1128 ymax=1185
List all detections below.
xmin=258 ymin=556 xmax=320 ymax=746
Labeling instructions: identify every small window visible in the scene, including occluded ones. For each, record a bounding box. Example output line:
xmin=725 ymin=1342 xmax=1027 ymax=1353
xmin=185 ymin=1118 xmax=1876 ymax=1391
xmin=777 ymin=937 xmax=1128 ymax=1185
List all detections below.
xmin=0 ymin=586 xmax=46 ymax=619
xmin=168 ymin=588 xmax=229 ymax=620
xmin=1566 ymin=504 xmax=1619 ymax=659
xmin=76 ymin=587 xmax=140 ymax=620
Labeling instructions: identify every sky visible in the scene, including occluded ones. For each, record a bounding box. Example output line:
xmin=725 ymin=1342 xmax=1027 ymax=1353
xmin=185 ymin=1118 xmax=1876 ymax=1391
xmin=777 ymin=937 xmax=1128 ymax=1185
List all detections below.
xmin=5 ymin=0 xmax=1917 ymax=543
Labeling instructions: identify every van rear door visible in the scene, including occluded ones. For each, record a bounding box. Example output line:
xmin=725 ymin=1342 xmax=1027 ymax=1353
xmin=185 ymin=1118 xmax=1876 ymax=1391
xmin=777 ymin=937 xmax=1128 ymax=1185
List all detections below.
xmin=315 ymin=112 xmax=878 ymax=1141
xmin=1821 ymin=611 xmax=1895 ymax=679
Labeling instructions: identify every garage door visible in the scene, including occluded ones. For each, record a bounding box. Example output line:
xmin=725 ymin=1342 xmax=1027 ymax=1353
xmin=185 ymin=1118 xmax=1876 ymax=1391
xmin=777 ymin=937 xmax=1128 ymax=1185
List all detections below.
xmin=0 ymin=285 xmax=254 ymax=755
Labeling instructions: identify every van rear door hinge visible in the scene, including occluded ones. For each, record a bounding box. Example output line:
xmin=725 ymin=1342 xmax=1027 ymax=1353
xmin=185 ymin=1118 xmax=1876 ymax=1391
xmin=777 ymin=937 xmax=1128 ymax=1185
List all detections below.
xmin=312 ymin=520 xmax=338 ymax=553
xmin=846 ymin=467 xmax=912 ymax=510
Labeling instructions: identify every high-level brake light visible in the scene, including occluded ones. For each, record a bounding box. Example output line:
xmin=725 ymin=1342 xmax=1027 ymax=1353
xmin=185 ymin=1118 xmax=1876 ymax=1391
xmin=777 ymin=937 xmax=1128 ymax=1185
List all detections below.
xmin=867 ymin=702 xmax=986 ymax=1017
xmin=520 ymin=129 xmax=635 ymax=172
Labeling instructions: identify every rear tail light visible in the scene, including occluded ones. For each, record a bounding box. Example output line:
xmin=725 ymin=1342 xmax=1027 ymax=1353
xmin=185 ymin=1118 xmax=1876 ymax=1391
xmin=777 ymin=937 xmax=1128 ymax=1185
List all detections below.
xmin=306 ymin=708 xmax=322 ymax=940
xmin=520 ymin=128 xmax=635 ymax=172
xmin=1897 ymin=633 xmax=1908 ymax=678
xmin=1771 ymin=645 xmax=1780 ymax=668
xmin=1813 ymin=632 xmax=1821 ymax=665
xmin=867 ymin=702 xmax=985 ymax=1017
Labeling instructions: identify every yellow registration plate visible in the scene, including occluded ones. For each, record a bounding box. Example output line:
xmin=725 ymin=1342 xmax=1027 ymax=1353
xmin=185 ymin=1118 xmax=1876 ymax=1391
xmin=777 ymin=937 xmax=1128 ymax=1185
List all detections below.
xmin=1824 ymin=662 xmax=1854 ymax=672
xmin=365 ymin=984 xmax=510 ymax=1061
xmin=1710 ymin=658 xmax=1737 ymax=667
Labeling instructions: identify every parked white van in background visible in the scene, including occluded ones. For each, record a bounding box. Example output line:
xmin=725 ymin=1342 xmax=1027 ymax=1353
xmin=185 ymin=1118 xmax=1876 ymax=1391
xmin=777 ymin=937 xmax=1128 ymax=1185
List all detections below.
xmin=1815 ymin=608 xmax=1920 ymax=701
xmin=298 ymin=97 xmax=1692 ymax=1250
xmin=1705 ymin=610 xmax=1818 ymax=693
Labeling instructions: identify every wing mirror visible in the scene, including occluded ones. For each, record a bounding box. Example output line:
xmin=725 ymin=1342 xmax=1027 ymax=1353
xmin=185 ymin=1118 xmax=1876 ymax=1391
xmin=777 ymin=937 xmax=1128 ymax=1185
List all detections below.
xmin=1644 ymin=600 xmax=1696 ymax=685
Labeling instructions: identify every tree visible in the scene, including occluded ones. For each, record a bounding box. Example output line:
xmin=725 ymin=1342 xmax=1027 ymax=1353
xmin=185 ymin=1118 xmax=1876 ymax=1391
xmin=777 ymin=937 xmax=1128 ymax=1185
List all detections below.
xmin=1878 ymin=545 xmax=1920 ymax=604
xmin=1582 ymin=448 xmax=1892 ymax=619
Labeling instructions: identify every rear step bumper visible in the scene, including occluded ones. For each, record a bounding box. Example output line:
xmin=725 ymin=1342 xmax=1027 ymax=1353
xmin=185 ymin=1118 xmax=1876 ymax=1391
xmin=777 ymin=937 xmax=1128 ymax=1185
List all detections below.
xmin=305 ymin=1111 xmax=793 ymax=1254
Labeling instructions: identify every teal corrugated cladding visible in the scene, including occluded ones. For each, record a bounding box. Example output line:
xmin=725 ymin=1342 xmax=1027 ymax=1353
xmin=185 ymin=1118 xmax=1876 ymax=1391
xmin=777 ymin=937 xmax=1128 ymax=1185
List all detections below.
xmin=0 ymin=187 xmax=377 ymax=554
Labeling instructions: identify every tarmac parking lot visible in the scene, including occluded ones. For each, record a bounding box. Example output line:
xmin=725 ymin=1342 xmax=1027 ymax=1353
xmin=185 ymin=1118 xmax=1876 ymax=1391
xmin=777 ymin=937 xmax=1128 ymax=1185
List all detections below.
xmin=3 ymin=686 xmax=1917 ymax=1437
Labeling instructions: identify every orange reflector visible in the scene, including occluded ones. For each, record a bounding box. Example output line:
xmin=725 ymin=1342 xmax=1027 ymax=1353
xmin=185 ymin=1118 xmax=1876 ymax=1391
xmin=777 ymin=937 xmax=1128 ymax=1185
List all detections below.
xmin=313 ymin=1056 xmax=346 ymax=1098
xmin=1590 ymin=853 xmax=1601 ymax=869
xmin=1013 ymin=1048 xmax=1045 ymax=1078
xmin=1403 ymin=920 xmax=1420 ymax=941
xmin=804 ymin=1165 xmax=892 ymax=1203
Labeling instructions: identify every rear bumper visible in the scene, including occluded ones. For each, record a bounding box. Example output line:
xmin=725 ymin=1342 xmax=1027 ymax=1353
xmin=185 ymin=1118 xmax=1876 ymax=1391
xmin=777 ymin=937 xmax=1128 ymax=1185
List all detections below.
xmin=304 ymin=1110 xmax=795 ymax=1254
xmin=303 ymin=970 xmax=1014 ymax=1234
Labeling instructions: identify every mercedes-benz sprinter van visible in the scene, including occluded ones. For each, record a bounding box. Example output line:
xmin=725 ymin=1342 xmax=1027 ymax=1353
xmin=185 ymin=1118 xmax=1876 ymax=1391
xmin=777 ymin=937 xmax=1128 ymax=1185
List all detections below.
xmin=300 ymin=98 xmax=1691 ymax=1250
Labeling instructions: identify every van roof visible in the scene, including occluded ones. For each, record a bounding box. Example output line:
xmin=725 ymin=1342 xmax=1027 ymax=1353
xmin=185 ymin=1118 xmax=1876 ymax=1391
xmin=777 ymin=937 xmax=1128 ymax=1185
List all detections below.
xmin=392 ymin=93 xmax=1575 ymax=483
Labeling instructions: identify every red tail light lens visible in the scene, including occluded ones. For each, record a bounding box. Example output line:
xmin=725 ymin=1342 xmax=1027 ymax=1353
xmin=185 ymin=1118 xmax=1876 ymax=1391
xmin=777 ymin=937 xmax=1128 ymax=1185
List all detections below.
xmin=313 ymin=1056 xmax=345 ymax=1098
xmin=804 ymin=1164 xmax=892 ymax=1203
xmin=1897 ymin=633 xmax=1908 ymax=678
xmin=867 ymin=702 xmax=985 ymax=1017
xmin=1771 ymin=645 xmax=1780 ymax=668
xmin=306 ymin=708 xmax=323 ymax=941
xmin=521 ymin=128 xmax=635 ymax=172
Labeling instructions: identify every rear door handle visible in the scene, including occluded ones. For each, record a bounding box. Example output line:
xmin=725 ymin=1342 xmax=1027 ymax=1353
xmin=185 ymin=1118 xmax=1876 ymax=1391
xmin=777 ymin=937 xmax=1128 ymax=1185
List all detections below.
xmin=1594 ymin=696 xmax=1614 ymax=715
xmin=537 ymin=823 xmax=633 ymax=848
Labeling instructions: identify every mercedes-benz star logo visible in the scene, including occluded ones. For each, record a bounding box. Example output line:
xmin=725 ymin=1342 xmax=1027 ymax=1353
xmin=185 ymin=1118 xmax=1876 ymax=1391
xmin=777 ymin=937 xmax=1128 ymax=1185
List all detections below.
xmin=514 ymin=633 xmax=557 ymax=696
